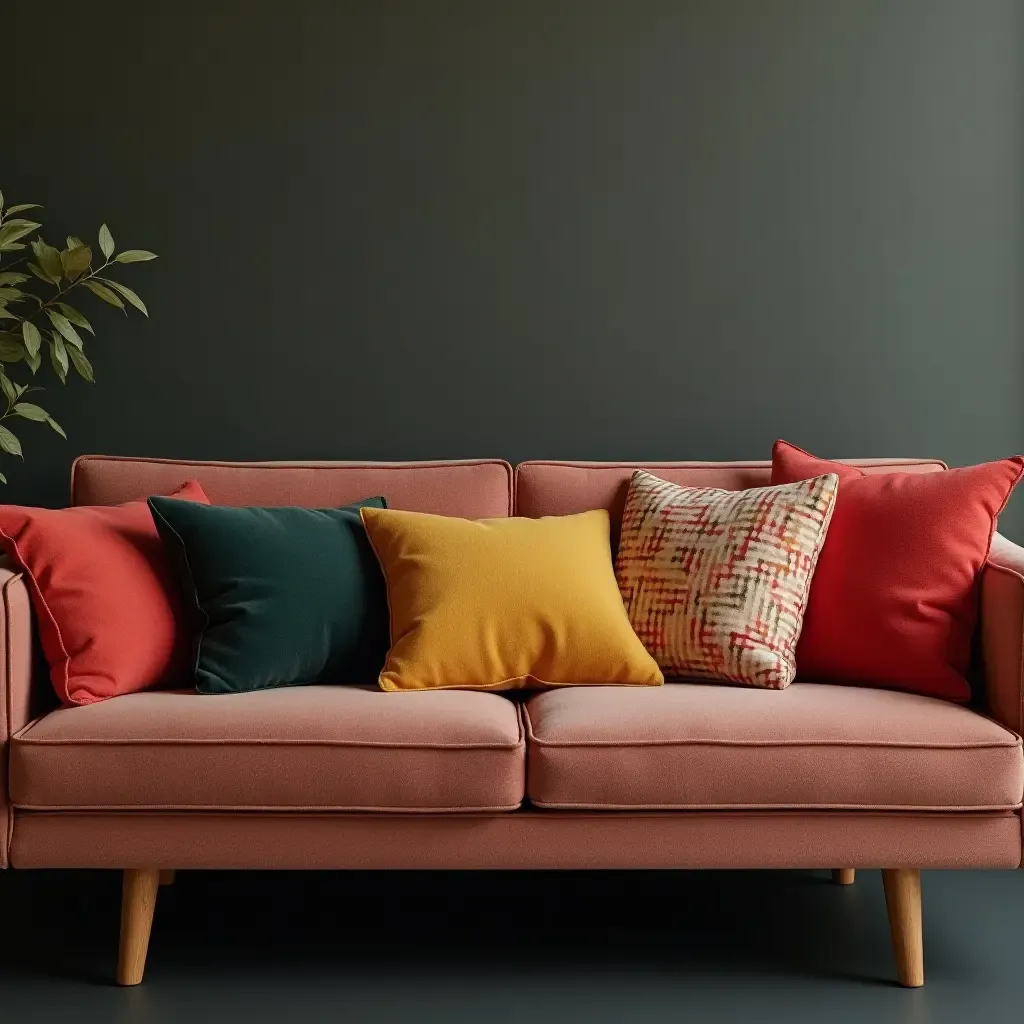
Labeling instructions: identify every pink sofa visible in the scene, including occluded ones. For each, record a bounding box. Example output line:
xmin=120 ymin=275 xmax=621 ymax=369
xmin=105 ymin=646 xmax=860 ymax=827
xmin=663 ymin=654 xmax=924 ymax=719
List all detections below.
xmin=2 ymin=455 xmax=1023 ymax=987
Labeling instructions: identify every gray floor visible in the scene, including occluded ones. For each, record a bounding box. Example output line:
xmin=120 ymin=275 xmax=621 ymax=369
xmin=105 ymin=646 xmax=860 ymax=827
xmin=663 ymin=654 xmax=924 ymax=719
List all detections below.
xmin=0 ymin=867 xmax=1021 ymax=1023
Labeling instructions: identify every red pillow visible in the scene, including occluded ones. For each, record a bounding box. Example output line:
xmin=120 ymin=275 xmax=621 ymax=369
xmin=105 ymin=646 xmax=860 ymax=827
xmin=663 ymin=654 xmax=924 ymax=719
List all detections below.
xmin=771 ymin=440 xmax=1023 ymax=701
xmin=0 ymin=480 xmax=210 ymax=705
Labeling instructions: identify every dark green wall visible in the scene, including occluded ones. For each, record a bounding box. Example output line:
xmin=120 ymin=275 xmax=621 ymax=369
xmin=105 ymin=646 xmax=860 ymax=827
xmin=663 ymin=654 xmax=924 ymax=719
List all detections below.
xmin=4 ymin=1 xmax=1023 ymax=531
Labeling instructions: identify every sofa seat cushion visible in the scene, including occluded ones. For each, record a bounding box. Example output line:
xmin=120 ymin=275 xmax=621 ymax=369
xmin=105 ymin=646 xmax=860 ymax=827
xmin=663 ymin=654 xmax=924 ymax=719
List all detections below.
xmin=11 ymin=687 xmax=525 ymax=812
xmin=524 ymin=684 xmax=1024 ymax=811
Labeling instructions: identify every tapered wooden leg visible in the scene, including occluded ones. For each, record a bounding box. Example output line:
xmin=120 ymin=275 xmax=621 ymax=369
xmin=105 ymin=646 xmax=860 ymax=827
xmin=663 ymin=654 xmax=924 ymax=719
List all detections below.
xmin=159 ymin=869 xmax=176 ymax=887
xmin=881 ymin=868 xmax=924 ymax=987
xmin=832 ymin=868 xmax=856 ymax=885
xmin=117 ymin=869 xmax=160 ymax=986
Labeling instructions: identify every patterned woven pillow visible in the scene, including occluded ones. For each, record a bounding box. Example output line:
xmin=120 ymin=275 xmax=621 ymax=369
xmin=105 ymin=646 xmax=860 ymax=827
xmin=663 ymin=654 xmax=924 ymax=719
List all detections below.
xmin=615 ymin=470 xmax=838 ymax=689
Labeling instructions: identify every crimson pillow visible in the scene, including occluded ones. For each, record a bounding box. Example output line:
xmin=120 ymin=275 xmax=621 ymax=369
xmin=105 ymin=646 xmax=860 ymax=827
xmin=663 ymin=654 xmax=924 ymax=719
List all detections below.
xmin=0 ymin=480 xmax=210 ymax=705
xmin=771 ymin=441 xmax=1023 ymax=701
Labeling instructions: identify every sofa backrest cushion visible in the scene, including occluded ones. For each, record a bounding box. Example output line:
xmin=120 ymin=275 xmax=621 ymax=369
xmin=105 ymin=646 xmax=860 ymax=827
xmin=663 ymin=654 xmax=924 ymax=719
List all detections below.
xmin=72 ymin=457 xmax=513 ymax=518
xmin=515 ymin=459 xmax=946 ymax=543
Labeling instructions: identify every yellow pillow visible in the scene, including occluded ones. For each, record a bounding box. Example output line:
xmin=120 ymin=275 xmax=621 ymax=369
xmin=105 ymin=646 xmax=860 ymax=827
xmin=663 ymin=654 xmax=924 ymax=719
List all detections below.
xmin=360 ymin=507 xmax=664 ymax=691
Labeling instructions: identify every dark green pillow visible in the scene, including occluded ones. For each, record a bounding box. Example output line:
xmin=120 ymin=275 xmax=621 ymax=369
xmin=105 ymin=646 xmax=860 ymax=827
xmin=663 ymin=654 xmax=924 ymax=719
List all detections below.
xmin=148 ymin=495 xmax=389 ymax=694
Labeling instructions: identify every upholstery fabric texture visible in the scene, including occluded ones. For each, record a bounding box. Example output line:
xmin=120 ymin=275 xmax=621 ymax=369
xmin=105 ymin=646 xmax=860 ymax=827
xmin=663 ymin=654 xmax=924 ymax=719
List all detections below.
xmin=615 ymin=470 xmax=837 ymax=688
xmin=0 ymin=564 xmax=33 ymax=868
xmin=73 ymin=456 xmax=513 ymax=518
xmin=360 ymin=507 xmax=663 ymax=691
xmin=772 ymin=440 xmax=1024 ymax=701
xmin=981 ymin=533 xmax=1024 ymax=739
xmin=0 ymin=481 xmax=209 ymax=705
xmin=10 ymin=810 xmax=1021 ymax=871
xmin=149 ymin=496 xmax=389 ymax=693
xmin=981 ymin=533 xmax=1024 ymax=863
xmin=524 ymin=684 xmax=1023 ymax=811
xmin=10 ymin=687 xmax=525 ymax=812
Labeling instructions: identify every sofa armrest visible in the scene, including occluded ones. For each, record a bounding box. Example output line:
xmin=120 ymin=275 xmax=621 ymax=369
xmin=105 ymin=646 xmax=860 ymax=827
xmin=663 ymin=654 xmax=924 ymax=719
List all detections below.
xmin=1 ymin=557 xmax=35 ymax=868
xmin=980 ymin=533 xmax=1024 ymax=736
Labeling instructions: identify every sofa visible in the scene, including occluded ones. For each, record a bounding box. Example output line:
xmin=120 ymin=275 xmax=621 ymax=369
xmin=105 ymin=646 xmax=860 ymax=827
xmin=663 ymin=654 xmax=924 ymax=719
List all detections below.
xmin=1 ymin=454 xmax=1022 ymax=988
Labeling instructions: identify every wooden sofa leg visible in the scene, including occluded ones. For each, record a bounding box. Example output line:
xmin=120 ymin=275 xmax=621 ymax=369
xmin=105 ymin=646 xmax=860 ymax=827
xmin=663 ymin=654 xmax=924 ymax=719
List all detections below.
xmin=881 ymin=868 xmax=924 ymax=987
xmin=832 ymin=869 xmax=855 ymax=885
xmin=159 ymin=869 xmax=176 ymax=887
xmin=117 ymin=869 xmax=160 ymax=986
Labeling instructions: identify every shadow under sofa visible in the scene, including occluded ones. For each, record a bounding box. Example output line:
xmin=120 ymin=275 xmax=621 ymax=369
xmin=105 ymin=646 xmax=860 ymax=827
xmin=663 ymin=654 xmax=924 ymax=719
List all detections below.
xmin=1 ymin=454 xmax=1022 ymax=988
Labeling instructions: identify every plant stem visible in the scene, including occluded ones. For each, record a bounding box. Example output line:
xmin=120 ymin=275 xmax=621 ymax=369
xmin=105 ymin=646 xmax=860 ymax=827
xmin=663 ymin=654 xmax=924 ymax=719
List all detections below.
xmin=0 ymin=384 xmax=40 ymax=424
xmin=9 ymin=257 xmax=115 ymax=330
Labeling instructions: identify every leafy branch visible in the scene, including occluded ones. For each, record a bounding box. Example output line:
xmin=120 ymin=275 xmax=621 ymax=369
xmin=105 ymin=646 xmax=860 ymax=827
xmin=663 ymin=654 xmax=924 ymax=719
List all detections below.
xmin=0 ymin=189 xmax=157 ymax=472
xmin=0 ymin=369 xmax=64 ymax=483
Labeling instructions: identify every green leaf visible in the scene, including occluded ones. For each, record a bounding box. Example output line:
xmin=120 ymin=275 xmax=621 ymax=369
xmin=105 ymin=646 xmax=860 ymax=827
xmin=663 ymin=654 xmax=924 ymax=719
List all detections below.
xmin=65 ymin=236 xmax=84 ymax=250
xmin=0 ymin=372 xmax=16 ymax=404
xmin=0 ymin=334 xmax=24 ymax=362
xmin=33 ymin=241 xmax=63 ymax=283
xmin=0 ymin=471 xmax=8 ymax=484
xmin=95 ymin=276 xmax=147 ymax=316
xmin=46 ymin=310 xmax=83 ymax=348
xmin=0 ymin=191 xmax=4 ymax=216
xmin=0 ymin=273 xmax=28 ymax=286
xmin=51 ymin=332 xmax=69 ymax=366
xmin=0 ymin=221 xmax=42 ymax=247
xmin=114 ymin=249 xmax=158 ymax=263
xmin=68 ymin=345 xmax=94 ymax=383
xmin=29 ymin=241 xmax=60 ymax=283
xmin=60 ymin=244 xmax=92 ymax=281
xmin=21 ymin=320 xmax=41 ymax=358
xmin=0 ymin=288 xmax=26 ymax=303
xmin=4 ymin=204 xmax=41 ymax=217
xmin=0 ymin=309 xmax=16 ymax=321
xmin=46 ymin=415 xmax=66 ymax=439
xmin=27 ymin=263 xmax=52 ymax=284
xmin=98 ymin=223 xmax=115 ymax=260
xmin=84 ymin=279 xmax=124 ymax=309
xmin=56 ymin=302 xmax=95 ymax=335
xmin=0 ymin=243 xmax=26 ymax=254
xmin=13 ymin=402 xmax=49 ymax=421
xmin=50 ymin=334 xmax=68 ymax=382
xmin=25 ymin=347 xmax=40 ymax=374
xmin=0 ymin=424 xmax=22 ymax=458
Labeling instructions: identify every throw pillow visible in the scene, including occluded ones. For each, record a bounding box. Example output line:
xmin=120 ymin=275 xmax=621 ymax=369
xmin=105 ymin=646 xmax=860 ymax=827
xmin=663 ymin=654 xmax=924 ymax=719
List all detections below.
xmin=615 ymin=470 xmax=838 ymax=689
xmin=148 ymin=496 xmax=390 ymax=694
xmin=771 ymin=440 xmax=1024 ymax=701
xmin=359 ymin=507 xmax=664 ymax=691
xmin=0 ymin=480 xmax=209 ymax=705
